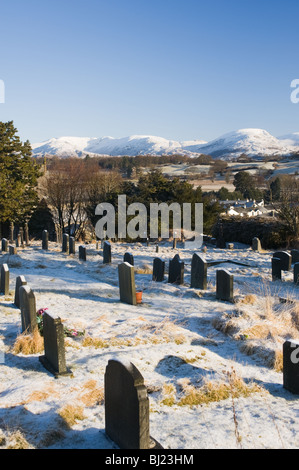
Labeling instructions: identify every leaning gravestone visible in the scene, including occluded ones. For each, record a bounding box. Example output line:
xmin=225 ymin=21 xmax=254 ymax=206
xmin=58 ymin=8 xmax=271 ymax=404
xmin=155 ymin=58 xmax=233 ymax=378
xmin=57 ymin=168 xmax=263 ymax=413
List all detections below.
xmin=9 ymin=245 xmax=17 ymax=255
xmin=103 ymin=241 xmax=111 ymax=264
xmin=252 ymin=237 xmax=262 ymax=252
xmin=105 ymin=359 xmax=162 ymax=449
xmin=168 ymin=254 xmax=184 ymax=285
xmin=283 ymin=340 xmax=299 ymax=394
xmin=272 ymin=257 xmax=282 ymax=281
xmin=273 ymin=251 xmax=292 ymax=271
xmin=19 ymin=285 xmax=37 ymax=333
xmin=69 ymin=237 xmax=76 ymax=254
xmin=14 ymin=275 xmax=27 ymax=308
xmin=62 ymin=233 xmax=69 ymax=253
xmin=1 ymin=238 xmax=8 ymax=252
xmin=79 ymin=245 xmax=87 ymax=261
xmin=0 ymin=264 xmax=9 ymax=296
xmin=42 ymin=230 xmax=49 ymax=250
xmin=39 ymin=311 xmax=72 ymax=377
xmin=294 ymin=263 xmax=299 ymax=285
xmin=152 ymin=257 xmax=165 ymax=282
xmin=124 ymin=252 xmax=134 ymax=266
xmin=118 ymin=262 xmax=136 ymax=305
xmin=191 ymin=253 xmax=207 ymax=290
xmin=291 ymin=250 xmax=299 ymax=265
xmin=216 ymin=269 xmax=234 ymax=302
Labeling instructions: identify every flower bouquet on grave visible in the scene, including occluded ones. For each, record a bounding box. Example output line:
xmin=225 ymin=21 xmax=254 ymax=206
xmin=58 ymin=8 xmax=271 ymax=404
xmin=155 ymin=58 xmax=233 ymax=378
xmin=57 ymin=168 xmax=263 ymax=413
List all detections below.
xmin=36 ymin=308 xmax=85 ymax=338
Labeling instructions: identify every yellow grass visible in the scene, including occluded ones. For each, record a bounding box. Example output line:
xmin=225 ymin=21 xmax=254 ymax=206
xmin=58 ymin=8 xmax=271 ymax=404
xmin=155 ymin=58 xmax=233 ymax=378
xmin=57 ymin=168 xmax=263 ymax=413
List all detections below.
xmin=58 ymin=404 xmax=86 ymax=427
xmin=12 ymin=327 xmax=44 ymax=355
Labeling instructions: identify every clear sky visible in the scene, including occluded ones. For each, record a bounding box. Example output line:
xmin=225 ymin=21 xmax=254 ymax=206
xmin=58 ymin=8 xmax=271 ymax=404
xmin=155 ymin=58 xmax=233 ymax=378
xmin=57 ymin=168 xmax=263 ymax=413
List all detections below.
xmin=0 ymin=0 xmax=298 ymax=144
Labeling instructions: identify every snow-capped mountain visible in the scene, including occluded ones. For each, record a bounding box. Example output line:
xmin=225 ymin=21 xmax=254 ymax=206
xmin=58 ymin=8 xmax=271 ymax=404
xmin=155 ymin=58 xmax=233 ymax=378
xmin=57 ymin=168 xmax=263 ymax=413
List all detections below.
xmin=31 ymin=129 xmax=299 ymax=159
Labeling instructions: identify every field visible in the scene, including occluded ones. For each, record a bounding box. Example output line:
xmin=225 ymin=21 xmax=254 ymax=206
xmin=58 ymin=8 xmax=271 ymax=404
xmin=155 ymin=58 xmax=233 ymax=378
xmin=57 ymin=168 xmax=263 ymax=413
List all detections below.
xmin=0 ymin=239 xmax=299 ymax=449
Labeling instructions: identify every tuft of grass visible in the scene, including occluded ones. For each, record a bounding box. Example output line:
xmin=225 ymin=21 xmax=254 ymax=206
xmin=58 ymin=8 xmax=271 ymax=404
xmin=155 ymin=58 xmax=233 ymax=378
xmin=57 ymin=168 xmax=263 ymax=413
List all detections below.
xmin=6 ymin=430 xmax=32 ymax=449
xmin=12 ymin=327 xmax=44 ymax=355
xmin=58 ymin=404 xmax=86 ymax=427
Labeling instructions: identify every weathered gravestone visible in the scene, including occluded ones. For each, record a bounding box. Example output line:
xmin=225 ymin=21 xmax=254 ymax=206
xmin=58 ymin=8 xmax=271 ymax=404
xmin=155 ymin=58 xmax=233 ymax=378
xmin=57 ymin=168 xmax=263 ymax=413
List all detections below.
xmin=252 ymin=237 xmax=262 ymax=252
xmin=191 ymin=253 xmax=207 ymax=290
xmin=294 ymin=263 xmax=299 ymax=285
xmin=291 ymin=250 xmax=299 ymax=265
xmin=9 ymin=222 xmax=14 ymax=243
xmin=168 ymin=254 xmax=184 ymax=285
xmin=216 ymin=269 xmax=234 ymax=302
xmin=283 ymin=340 xmax=299 ymax=394
xmin=39 ymin=311 xmax=72 ymax=377
xmin=118 ymin=262 xmax=137 ymax=305
xmin=14 ymin=275 xmax=27 ymax=308
xmin=273 ymin=251 xmax=292 ymax=271
xmin=152 ymin=258 xmax=165 ymax=282
xmin=19 ymin=227 xmax=24 ymax=247
xmin=42 ymin=230 xmax=49 ymax=250
xmin=103 ymin=241 xmax=111 ymax=264
xmin=272 ymin=257 xmax=282 ymax=281
xmin=0 ymin=264 xmax=9 ymax=296
xmin=62 ymin=233 xmax=69 ymax=253
xmin=124 ymin=252 xmax=134 ymax=266
xmin=1 ymin=238 xmax=8 ymax=252
xmin=79 ymin=245 xmax=87 ymax=261
xmin=9 ymin=245 xmax=17 ymax=255
xmin=19 ymin=285 xmax=37 ymax=333
xmin=105 ymin=359 xmax=162 ymax=449
xmin=24 ymin=222 xmax=30 ymax=246
xmin=69 ymin=237 xmax=76 ymax=254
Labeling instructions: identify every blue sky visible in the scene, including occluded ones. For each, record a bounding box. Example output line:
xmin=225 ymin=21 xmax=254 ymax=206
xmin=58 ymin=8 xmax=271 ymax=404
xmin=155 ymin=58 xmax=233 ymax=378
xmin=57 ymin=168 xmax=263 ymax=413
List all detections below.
xmin=0 ymin=0 xmax=298 ymax=144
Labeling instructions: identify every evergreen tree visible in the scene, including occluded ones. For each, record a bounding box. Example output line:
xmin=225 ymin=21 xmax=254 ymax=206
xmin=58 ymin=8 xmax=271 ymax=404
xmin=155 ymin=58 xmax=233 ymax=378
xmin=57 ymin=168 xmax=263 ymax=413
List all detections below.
xmin=0 ymin=121 xmax=40 ymax=225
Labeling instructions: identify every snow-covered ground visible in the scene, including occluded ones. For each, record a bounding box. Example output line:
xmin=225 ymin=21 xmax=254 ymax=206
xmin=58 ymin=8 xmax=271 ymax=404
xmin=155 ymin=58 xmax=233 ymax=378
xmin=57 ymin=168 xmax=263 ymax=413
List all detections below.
xmin=0 ymin=240 xmax=299 ymax=450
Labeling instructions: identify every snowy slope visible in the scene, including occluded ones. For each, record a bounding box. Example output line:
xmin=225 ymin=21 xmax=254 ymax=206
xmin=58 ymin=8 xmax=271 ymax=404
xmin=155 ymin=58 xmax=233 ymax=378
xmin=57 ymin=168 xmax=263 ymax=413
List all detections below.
xmin=31 ymin=129 xmax=299 ymax=159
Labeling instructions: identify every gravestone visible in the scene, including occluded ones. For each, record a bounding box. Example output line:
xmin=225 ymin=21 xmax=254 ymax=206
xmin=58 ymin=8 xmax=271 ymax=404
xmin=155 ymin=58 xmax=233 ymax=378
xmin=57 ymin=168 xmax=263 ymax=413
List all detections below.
xmin=42 ymin=230 xmax=49 ymax=250
xmin=272 ymin=257 xmax=282 ymax=281
xmin=291 ymin=250 xmax=299 ymax=265
xmin=9 ymin=222 xmax=14 ymax=243
xmin=19 ymin=285 xmax=37 ymax=333
xmin=191 ymin=253 xmax=207 ymax=290
xmin=19 ymin=227 xmax=24 ymax=247
xmin=216 ymin=222 xmax=226 ymax=249
xmin=216 ymin=269 xmax=234 ymax=302
xmin=62 ymin=233 xmax=69 ymax=253
xmin=124 ymin=252 xmax=134 ymax=266
xmin=155 ymin=244 xmax=159 ymax=253
xmin=16 ymin=235 xmax=21 ymax=248
xmin=103 ymin=241 xmax=112 ymax=264
xmin=1 ymin=238 xmax=8 ymax=252
xmin=152 ymin=258 xmax=165 ymax=282
xmin=118 ymin=262 xmax=136 ymax=305
xmin=14 ymin=275 xmax=27 ymax=308
xmin=173 ymin=238 xmax=177 ymax=249
xmin=252 ymin=237 xmax=262 ymax=252
xmin=283 ymin=340 xmax=299 ymax=394
xmin=273 ymin=251 xmax=292 ymax=271
xmin=9 ymin=245 xmax=17 ymax=255
xmin=105 ymin=359 xmax=162 ymax=449
xmin=69 ymin=237 xmax=76 ymax=254
xmin=168 ymin=254 xmax=184 ymax=285
xmin=0 ymin=264 xmax=9 ymax=296
xmin=79 ymin=245 xmax=87 ymax=261
xmin=39 ymin=311 xmax=72 ymax=377
xmin=294 ymin=263 xmax=299 ymax=285
xmin=24 ymin=222 xmax=30 ymax=246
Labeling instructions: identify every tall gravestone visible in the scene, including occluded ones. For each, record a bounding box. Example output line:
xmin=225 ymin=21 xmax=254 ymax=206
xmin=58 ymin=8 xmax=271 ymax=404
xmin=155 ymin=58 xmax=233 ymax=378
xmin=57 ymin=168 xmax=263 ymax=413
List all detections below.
xmin=273 ymin=251 xmax=292 ymax=271
xmin=124 ymin=252 xmax=134 ymax=266
xmin=24 ymin=222 xmax=30 ymax=246
xmin=191 ymin=253 xmax=207 ymax=290
xmin=1 ymin=238 xmax=8 ymax=252
xmin=283 ymin=340 xmax=299 ymax=394
xmin=42 ymin=230 xmax=49 ymax=250
xmin=69 ymin=237 xmax=76 ymax=254
xmin=105 ymin=359 xmax=162 ymax=449
xmin=62 ymin=233 xmax=69 ymax=253
xmin=252 ymin=237 xmax=262 ymax=252
xmin=168 ymin=254 xmax=184 ymax=285
xmin=294 ymin=263 xmax=299 ymax=285
xmin=14 ymin=275 xmax=27 ymax=308
xmin=272 ymin=257 xmax=282 ymax=281
xmin=0 ymin=264 xmax=9 ymax=296
xmin=39 ymin=311 xmax=72 ymax=377
xmin=152 ymin=258 xmax=165 ymax=282
xmin=79 ymin=245 xmax=87 ymax=261
xmin=118 ymin=262 xmax=136 ymax=305
xmin=103 ymin=241 xmax=112 ymax=264
xmin=19 ymin=227 xmax=24 ymax=247
xmin=291 ymin=250 xmax=299 ymax=265
xmin=216 ymin=269 xmax=234 ymax=302
xmin=9 ymin=222 xmax=14 ymax=243
xmin=19 ymin=285 xmax=37 ymax=333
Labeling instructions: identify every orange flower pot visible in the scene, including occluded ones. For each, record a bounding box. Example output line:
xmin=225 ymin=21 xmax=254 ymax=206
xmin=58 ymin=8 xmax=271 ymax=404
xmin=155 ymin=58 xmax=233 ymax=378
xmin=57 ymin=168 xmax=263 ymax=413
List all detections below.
xmin=136 ymin=291 xmax=143 ymax=304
